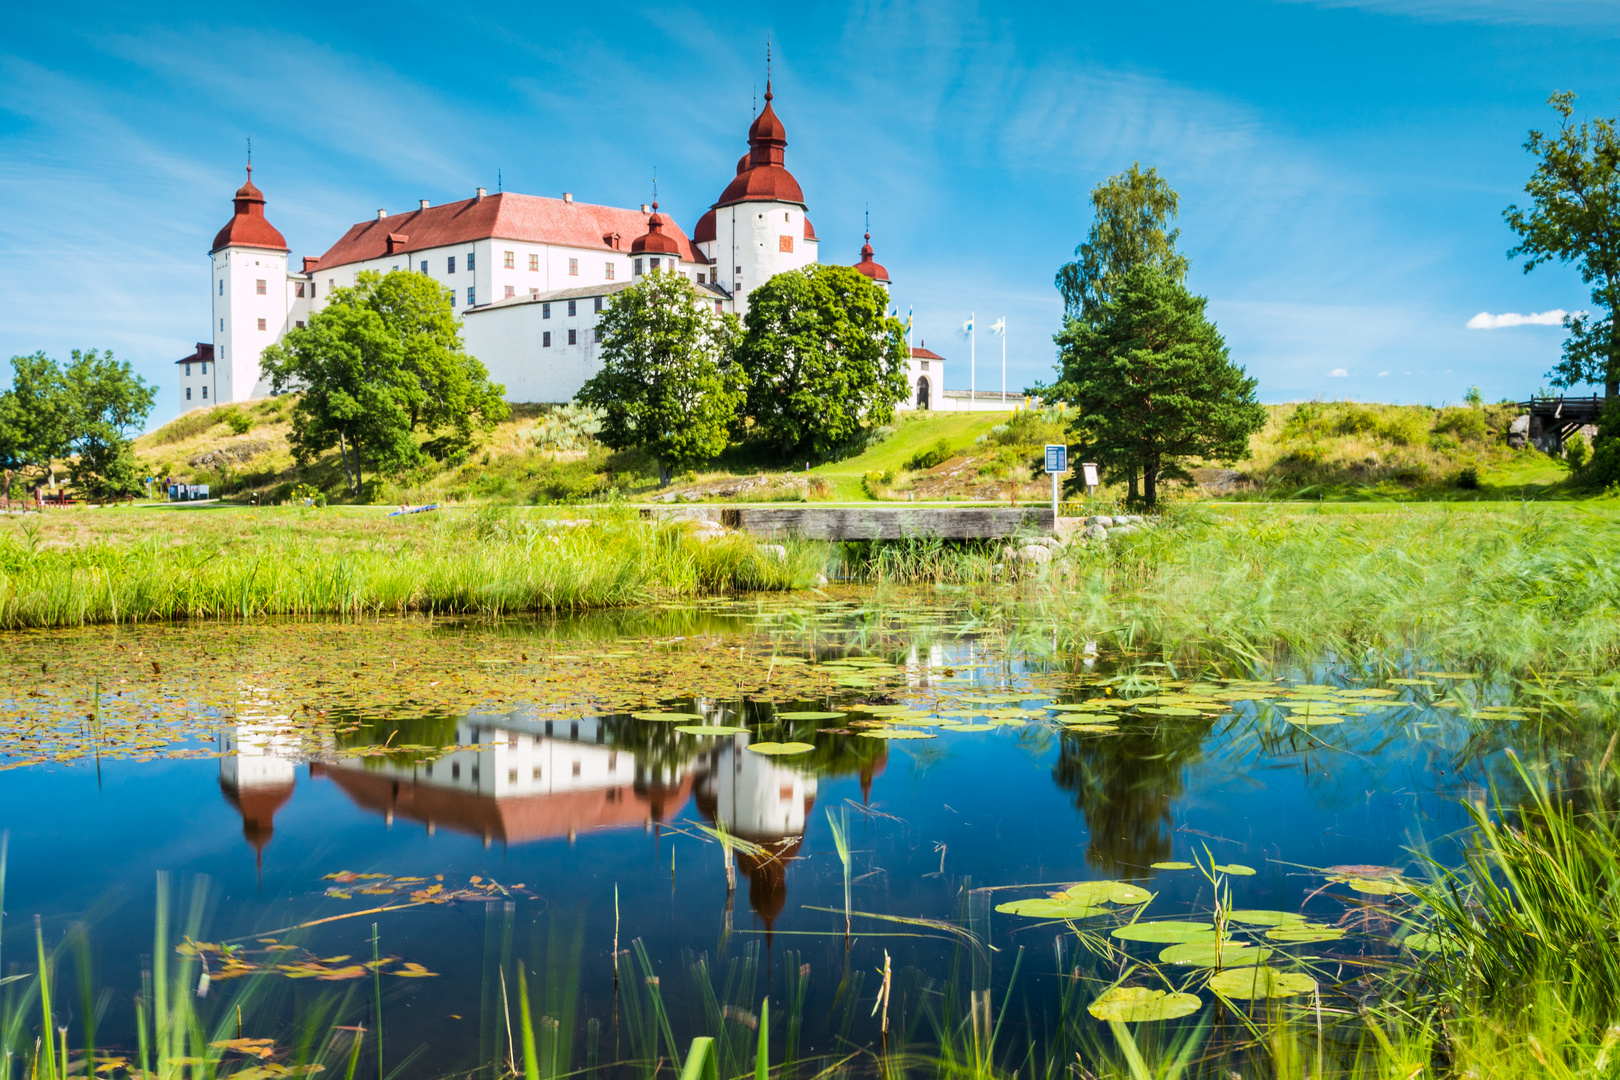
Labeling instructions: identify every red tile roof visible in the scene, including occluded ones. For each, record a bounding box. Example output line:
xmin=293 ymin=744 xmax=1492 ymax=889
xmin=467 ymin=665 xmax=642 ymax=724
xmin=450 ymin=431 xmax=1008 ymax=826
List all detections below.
xmin=175 ymin=342 xmax=215 ymax=365
xmin=211 ymin=166 xmax=289 ymax=254
xmin=804 ymin=217 xmax=817 ymax=241
xmin=315 ymin=193 xmax=701 ymax=270
xmin=853 ymin=233 xmax=889 ymax=283
xmin=631 ymin=204 xmax=683 ymax=255
xmin=911 ymin=346 xmax=945 ymax=361
xmin=713 ymin=82 xmax=807 ymax=209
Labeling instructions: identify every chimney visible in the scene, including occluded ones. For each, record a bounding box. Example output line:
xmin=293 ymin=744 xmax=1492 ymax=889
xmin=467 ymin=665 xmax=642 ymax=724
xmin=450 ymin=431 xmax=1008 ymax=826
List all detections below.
xmin=563 ymin=192 xmax=573 ymax=203
xmin=641 ymin=204 xmax=650 ymax=214
xmin=377 ymin=209 xmax=388 ymax=219
xmin=419 ymin=199 xmax=430 ymax=210
xmin=475 ymin=187 xmax=486 ymax=201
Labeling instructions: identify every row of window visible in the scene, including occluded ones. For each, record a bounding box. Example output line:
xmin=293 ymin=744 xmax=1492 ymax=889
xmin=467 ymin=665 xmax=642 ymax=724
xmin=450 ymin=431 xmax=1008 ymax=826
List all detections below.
xmin=539 ymin=298 xmax=598 ymax=318
xmin=185 ymin=386 xmax=208 ymax=400
xmin=541 ymin=329 xmax=590 ymax=347
xmin=183 ymin=362 xmax=208 ymax=376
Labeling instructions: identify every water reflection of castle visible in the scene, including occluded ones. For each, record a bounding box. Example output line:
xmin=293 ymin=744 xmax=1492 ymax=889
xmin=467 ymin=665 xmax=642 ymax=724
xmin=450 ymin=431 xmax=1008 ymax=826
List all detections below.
xmin=218 ymin=706 xmax=884 ymax=927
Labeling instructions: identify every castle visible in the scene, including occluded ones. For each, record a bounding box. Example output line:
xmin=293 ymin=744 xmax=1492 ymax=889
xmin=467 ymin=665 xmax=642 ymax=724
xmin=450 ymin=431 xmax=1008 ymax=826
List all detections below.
xmin=178 ymin=83 xmax=961 ymax=411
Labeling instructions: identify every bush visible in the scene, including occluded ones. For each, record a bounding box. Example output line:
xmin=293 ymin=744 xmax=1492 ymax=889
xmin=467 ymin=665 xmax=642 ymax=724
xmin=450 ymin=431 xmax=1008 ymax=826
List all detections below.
xmin=1432 ymin=407 xmax=1488 ymax=442
xmin=906 ymin=438 xmax=955 ymax=471
xmin=153 ymin=410 xmax=218 ymax=445
xmin=220 ymin=408 xmax=254 ymax=435
xmin=1379 ymin=411 xmax=1430 ymax=447
xmin=1334 ymin=406 xmax=1379 ymax=435
xmin=1457 ymin=466 xmax=1480 ymax=489
xmin=530 ymin=459 xmax=608 ymax=503
xmin=1566 ymin=432 xmax=1591 ymax=470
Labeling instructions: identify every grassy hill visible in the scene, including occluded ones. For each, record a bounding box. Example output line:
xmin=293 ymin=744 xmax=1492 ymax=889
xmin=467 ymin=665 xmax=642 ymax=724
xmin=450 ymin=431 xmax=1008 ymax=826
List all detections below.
xmin=133 ymin=395 xmax=1581 ymax=507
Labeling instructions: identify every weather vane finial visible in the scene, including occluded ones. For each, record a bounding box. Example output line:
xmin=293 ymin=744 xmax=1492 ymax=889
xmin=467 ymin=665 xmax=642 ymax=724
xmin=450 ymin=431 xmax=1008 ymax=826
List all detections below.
xmin=246 ymin=136 xmax=252 ymax=175
xmin=652 ymin=167 xmax=658 ymax=212
xmin=765 ymin=38 xmax=773 ymax=101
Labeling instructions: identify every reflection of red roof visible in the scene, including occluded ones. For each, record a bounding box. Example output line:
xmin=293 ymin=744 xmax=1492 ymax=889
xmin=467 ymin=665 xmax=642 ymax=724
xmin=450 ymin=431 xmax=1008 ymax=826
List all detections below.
xmin=714 ymin=82 xmax=806 ymax=210
xmin=310 ymin=763 xmax=692 ymax=844
xmin=211 ymin=166 xmax=289 ymax=254
xmin=317 ymin=193 xmax=700 ymax=269
xmin=219 ymin=777 xmax=295 ymax=854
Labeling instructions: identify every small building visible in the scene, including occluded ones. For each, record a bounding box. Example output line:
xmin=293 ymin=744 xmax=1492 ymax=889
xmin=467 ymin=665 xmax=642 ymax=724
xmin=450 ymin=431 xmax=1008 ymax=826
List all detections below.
xmin=174 ymin=343 xmax=216 ymax=405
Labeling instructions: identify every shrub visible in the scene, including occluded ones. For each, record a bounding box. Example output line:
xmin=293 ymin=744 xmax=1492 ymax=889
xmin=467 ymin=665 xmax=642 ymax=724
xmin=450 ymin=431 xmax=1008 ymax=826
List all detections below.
xmin=1433 ymin=407 xmax=1488 ymax=442
xmin=219 ymin=408 xmax=254 ymax=435
xmin=1334 ymin=406 xmax=1379 ymax=435
xmin=530 ymin=460 xmax=608 ymax=503
xmin=1379 ymin=411 xmax=1430 ymax=447
xmin=906 ymin=438 xmax=955 ymax=471
xmin=153 ymin=410 xmax=218 ymax=445
xmin=1566 ymin=432 xmax=1591 ymax=470
xmin=1457 ymin=466 xmax=1480 ymax=489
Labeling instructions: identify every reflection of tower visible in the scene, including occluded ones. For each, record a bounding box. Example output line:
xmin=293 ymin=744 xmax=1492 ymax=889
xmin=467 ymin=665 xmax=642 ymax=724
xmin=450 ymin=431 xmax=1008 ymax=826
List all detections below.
xmin=218 ymin=722 xmax=300 ymax=871
xmin=694 ymin=739 xmax=818 ymax=931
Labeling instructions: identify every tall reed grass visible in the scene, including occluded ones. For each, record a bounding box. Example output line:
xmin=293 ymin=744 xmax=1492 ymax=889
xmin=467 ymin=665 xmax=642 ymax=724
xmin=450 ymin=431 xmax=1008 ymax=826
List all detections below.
xmin=0 ymin=508 xmax=820 ymax=629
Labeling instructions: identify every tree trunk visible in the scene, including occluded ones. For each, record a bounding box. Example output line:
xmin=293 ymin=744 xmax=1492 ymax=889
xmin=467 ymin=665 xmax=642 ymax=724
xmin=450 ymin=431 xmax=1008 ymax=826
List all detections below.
xmin=337 ymin=432 xmax=358 ymax=495
xmin=657 ymin=460 xmax=671 ymax=488
xmin=1127 ymin=467 xmax=1139 ymax=504
xmin=1144 ymin=460 xmax=1158 ymax=507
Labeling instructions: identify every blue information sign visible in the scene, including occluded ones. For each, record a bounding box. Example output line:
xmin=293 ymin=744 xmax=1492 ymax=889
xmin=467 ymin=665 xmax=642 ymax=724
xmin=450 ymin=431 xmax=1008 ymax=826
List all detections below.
xmin=1044 ymin=444 xmax=1068 ymax=474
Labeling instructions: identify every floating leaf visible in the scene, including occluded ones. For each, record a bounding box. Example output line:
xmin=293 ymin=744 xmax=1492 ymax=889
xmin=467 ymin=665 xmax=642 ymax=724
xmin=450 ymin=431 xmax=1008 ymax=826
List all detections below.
xmin=1265 ymin=925 xmax=1346 ymax=943
xmin=939 ymin=722 xmax=994 ymax=732
xmin=1226 ymin=910 xmax=1305 ymax=927
xmin=631 ymin=712 xmax=704 ymax=722
xmin=1064 ymin=880 xmax=1151 ymax=905
xmin=1137 ymin=706 xmax=1204 ymax=717
xmin=775 ymin=711 xmax=845 ymax=721
xmin=1151 ymin=861 xmax=1195 ymax=871
xmin=1064 ymin=723 xmax=1120 ymax=733
xmin=1337 ymin=877 xmax=1412 ymax=896
xmin=674 ymin=725 xmax=751 ymax=736
xmin=746 ymin=742 xmax=816 ymax=756
xmin=393 ymin=962 xmax=439 ymax=977
xmin=1403 ymin=931 xmax=1459 ymax=954
xmin=1212 ymin=864 xmax=1257 ymax=876
xmin=858 ymin=729 xmax=935 ymax=740
xmin=994 ymin=898 xmax=1110 ymax=919
xmin=1285 ymin=715 xmax=1344 ymax=726
xmin=1207 ymin=967 xmax=1316 ymax=999
xmin=1158 ymin=942 xmax=1271 ymax=968
xmin=1087 ymin=986 xmax=1203 ymax=1022
xmin=1110 ymin=921 xmax=1218 ymax=943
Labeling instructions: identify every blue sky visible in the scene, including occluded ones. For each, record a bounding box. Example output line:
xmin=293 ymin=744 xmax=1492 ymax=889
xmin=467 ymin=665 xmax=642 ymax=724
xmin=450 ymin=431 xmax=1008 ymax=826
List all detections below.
xmin=3 ymin=0 xmax=1619 ymax=430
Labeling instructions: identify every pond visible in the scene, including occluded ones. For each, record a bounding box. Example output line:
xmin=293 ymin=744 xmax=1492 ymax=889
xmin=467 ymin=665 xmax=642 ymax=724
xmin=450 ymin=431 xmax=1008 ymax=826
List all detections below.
xmin=0 ymin=593 xmax=1525 ymax=1078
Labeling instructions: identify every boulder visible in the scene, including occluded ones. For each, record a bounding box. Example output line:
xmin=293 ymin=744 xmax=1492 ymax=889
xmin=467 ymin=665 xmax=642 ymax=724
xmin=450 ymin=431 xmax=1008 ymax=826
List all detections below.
xmin=758 ymin=543 xmax=787 ymax=561
xmin=1085 ymin=523 xmax=1108 ymax=540
xmin=1017 ymin=544 xmax=1053 ymax=564
xmin=1090 ymin=515 xmax=1115 ymax=528
xmin=1508 ymin=414 xmax=1529 ymax=450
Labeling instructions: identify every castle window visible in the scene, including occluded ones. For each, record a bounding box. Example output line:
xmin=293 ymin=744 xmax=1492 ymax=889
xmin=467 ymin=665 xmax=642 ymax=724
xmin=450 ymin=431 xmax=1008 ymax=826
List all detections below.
xmin=784 ymin=212 xmax=790 ymax=222
xmin=219 ymin=318 xmax=224 ymax=331
xmin=530 ymin=288 xmax=538 ymax=298
xmin=310 ymin=283 xmax=316 ymax=298
xmin=467 ymin=251 xmax=476 ymax=271
xmin=186 ymin=388 xmax=192 ymax=400
xmin=201 ymin=386 xmax=208 ymax=399
xmin=218 ymin=280 xmax=223 ymax=296
xmin=257 ymin=318 xmax=266 ymax=331
xmin=567 ymin=300 xmax=576 ymax=316
xmin=467 ymin=287 xmax=475 ymax=306
xmin=715 ymin=301 xmax=723 ymax=314
xmin=542 ymin=303 xmax=550 ymax=318
xmin=296 ymin=321 xmax=305 ymax=328
xmin=568 ymin=329 xmax=577 ymax=345
xmin=447 ymin=256 xmax=456 ymax=273
xmin=543 ymin=331 xmax=551 ymax=347
xmin=420 ymin=260 xmax=428 ymax=274
xmin=296 ymin=282 xmax=305 ymax=298
xmin=650 ymin=257 xmax=660 ymax=272
xmin=605 ymin=262 xmax=615 ymax=280
xmin=202 ymin=362 xmax=207 ymax=373
xmin=505 ymin=285 xmax=515 ymax=298
xmin=568 ymin=257 xmax=578 ymax=276
xmin=255 ymin=279 xmax=266 ymax=295
xmin=503 ymin=250 xmax=515 ymax=269
xmin=593 ymin=296 xmax=602 ymax=313
xmin=529 ymin=253 xmax=539 ymax=271
xmin=696 ymin=272 xmax=705 ymax=284
xmin=184 ymin=363 xmax=191 ymax=376
xmin=633 ymin=259 xmax=643 ymax=276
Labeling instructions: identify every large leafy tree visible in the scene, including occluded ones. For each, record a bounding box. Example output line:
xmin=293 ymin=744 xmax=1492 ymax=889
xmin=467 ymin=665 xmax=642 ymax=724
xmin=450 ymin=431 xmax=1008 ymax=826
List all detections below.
xmin=1046 ymin=264 xmax=1265 ymax=506
xmin=577 ymin=272 xmax=743 ymax=481
xmin=1055 ymin=163 xmax=1189 ymax=323
xmin=1506 ymin=92 xmax=1620 ymax=399
xmin=260 ymin=270 xmax=506 ymax=494
xmin=0 ymin=352 xmax=76 ymax=487
xmin=64 ymin=349 xmax=156 ymax=499
xmin=736 ymin=265 xmax=909 ymax=461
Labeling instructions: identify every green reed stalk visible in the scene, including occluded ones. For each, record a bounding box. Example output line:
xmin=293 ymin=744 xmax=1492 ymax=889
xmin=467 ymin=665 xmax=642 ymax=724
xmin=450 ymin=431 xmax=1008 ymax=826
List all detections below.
xmin=518 ymin=967 xmax=539 ymax=1080
xmin=826 ymin=809 xmax=851 ymax=939
xmin=370 ymin=923 xmax=383 ymax=1080
xmin=755 ymin=996 xmax=768 ymax=1080
xmin=33 ymin=919 xmax=52 ymax=1080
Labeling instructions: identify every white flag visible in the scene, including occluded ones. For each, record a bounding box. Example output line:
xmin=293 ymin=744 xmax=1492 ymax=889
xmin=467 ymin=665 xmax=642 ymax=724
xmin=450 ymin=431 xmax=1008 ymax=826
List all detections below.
xmin=962 ymin=316 xmax=974 ymax=333
xmin=990 ymin=318 xmax=1005 ymax=336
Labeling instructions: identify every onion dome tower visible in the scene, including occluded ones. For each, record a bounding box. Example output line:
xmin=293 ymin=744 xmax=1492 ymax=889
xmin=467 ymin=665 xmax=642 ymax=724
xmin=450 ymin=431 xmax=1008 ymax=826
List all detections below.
xmin=209 ymin=160 xmax=291 ymax=406
xmin=631 ymin=201 xmax=683 ymax=275
xmin=853 ymin=231 xmax=890 ymax=289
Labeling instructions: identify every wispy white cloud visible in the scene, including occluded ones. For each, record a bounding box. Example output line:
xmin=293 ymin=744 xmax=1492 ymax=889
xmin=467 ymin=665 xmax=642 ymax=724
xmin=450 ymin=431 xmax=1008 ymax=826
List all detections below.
xmin=1466 ymin=309 xmax=1567 ymax=329
xmin=1276 ymin=0 xmax=1620 ymax=26
xmin=1328 ymin=368 xmax=1349 ymax=377
xmin=1377 ymin=370 xmax=1390 ymax=376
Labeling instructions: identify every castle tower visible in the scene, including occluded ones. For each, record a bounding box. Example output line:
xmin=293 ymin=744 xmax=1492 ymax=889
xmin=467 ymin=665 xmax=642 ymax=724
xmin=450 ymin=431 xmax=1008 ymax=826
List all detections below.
xmin=209 ymin=164 xmax=290 ymax=405
xmin=852 ymin=231 xmax=890 ymax=291
xmin=631 ymin=201 xmax=684 ymax=278
xmin=691 ymin=82 xmax=818 ymax=317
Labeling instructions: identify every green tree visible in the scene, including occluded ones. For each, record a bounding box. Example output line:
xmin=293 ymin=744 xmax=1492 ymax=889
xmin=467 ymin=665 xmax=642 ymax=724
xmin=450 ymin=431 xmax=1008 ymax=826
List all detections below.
xmin=260 ymin=270 xmax=506 ymax=495
xmin=576 ymin=272 xmax=743 ymax=482
xmin=63 ymin=349 xmax=156 ymax=500
xmin=736 ymin=265 xmax=909 ymax=461
xmin=1055 ymin=163 xmax=1189 ymax=323
xmin=1506 ymin=92 xmax=1620 ymax=399
xmin=1045 ymin=264 xmax=1265 ymax=506
xmin=0 ymin=352 xmax=76 ymax=487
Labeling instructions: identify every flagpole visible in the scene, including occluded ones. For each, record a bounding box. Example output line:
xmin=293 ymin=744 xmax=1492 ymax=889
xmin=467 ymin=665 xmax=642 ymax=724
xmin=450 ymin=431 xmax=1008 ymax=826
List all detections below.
xmin=970 ymin=311 xmax=976 ymax=402
xmin=1000 ymin=315 xmax=1006 ymax=404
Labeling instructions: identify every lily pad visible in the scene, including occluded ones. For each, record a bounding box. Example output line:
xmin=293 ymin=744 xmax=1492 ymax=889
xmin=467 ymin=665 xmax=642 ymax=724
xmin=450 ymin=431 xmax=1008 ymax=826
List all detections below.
xmin=1212 ymin=863 xmax=1257 ymax=876
xmin=1403 ymin=931 xmax=1459 ymax=954
xmin=1110 ymin=921 xmax=1218 ymax=943
xmin=939 ymin=723 xmax=994 ymax=732
xmin=673 ymin=725 xmax=751 ymax=736
xmin=1138 ymin=706 xmax=1204 ymax=717
xmin=1285 ymin=715 xmax=1344 ymax=726
xmin=1087 ymin=986 xmax=1203 ymax=1022
xmin=1064 ymin=880 xmax=1152 ymax=905
xmin=1265 ymin=925 xmax=1346 ymax=943
xmin=857 ymin=729 xmax=936 ymax=740
xmin=1338 ymin=877 xmax=1412 ymax=896
xmin=1151 ymin=861 xmax=1195 ymax=871
xmin=1157 ymin=942 xmax=1272 ymax=968
xmin=746 ymin=742 xmax=816 ymax=756
xmin=1207 ymin=967 xmax=1316 ymax=999
xmin=1063 ymin=723 xmax=1120 ymax=733
xmin=993 ymin=898 xmax=1109 ymax=920
xmin=1226 ymin=910 xmax=1305 ymax=927
xmin=775 ymin=711 xmax=845 ymax=721
xmin=632 ymin=711 xmax=705 ymax=721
